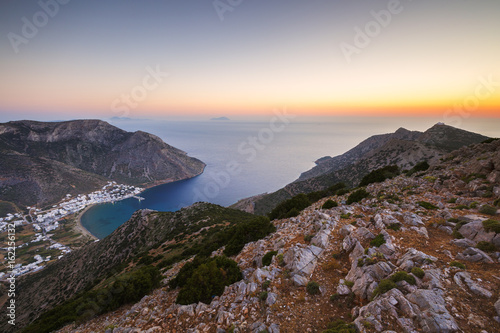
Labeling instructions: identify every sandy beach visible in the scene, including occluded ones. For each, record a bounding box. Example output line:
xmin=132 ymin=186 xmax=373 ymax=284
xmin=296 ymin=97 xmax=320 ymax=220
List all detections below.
xmin=75 ymin=205 xmax=98 ymax=240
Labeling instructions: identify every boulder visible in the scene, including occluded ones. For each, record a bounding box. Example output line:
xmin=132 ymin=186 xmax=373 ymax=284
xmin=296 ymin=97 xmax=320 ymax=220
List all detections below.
xmin=266 ymin=292 xmax=278 ymax=306
xmin=495 ymin=298 xmax=500 ymax=316
xmin=453 ymin=272 xmax=493 ymax=298
xmin=459 ymin=220 xmax=496 ymax=243
xmin=346 ymin=261 xmax=393 ymax=300
xmin=339 ymin=224 xmax=356 ymax=237
xmin=451 ymin=238 xmax=476 ymax=248
xmin=284 ymin=245 xmax=323 ymax=276
xmin=311 ymin=229 xmax=331 ymax=248
xmin=456 ymin=247 xmax=494 ymax=264
xmin=397 ymin=248 xmax=437 ymax=270
xmin=292 ymin=274 xmax=309 ymax=286
xmin=406 ymin=289 xmax=459 ymax=332
xmin=404 ymin=213 xmax=425 ymax=226
xmin=352 ymin=227 xmax=375 ymax=241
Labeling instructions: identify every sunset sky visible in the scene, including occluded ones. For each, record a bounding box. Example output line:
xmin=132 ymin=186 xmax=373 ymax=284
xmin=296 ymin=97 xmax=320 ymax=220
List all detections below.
xmin=0 ymin=0 xmax=499 ymax=121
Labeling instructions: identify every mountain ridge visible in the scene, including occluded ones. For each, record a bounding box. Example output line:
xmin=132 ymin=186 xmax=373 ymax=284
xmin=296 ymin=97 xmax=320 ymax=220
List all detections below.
xmin=0 ymin=119 xmax=206 ymax=208
xmin=243 ymin=124 xmax=489 ymax=215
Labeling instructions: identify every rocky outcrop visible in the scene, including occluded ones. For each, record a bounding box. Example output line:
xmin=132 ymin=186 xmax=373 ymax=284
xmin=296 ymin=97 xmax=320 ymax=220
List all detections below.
xmin=0 ymin=120 xmax=205 ymax=207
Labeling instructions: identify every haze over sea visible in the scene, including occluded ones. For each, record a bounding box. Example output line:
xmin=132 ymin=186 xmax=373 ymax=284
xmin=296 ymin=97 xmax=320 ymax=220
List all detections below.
xmin=81 ymin=116 xmax=500 ymax=238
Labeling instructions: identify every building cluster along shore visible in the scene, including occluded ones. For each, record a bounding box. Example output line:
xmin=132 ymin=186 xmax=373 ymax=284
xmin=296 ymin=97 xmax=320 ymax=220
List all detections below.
xmin=0 ymin=182 xmax=143 ymax=280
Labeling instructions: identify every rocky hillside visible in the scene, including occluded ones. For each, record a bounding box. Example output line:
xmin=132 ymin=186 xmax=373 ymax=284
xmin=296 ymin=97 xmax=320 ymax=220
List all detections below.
xmin=245 ymin=124 xmax=489 ymax=215
xmin=2 ymin=204 xmax=259 ymax=332
xmin=0 ymin=120 xmax=205 ymax=207
xmin=47 ymin=139 xmax=500 ymax=333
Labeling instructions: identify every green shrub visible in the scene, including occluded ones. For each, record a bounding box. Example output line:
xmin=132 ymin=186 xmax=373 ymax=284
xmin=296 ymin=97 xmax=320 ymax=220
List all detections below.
xmin=306 ymin=281 xmax=321 ymax=295
xmin=259 ymin=291 xmax=268 ymax=301
xmin=175 ymin=256 xmax=242 ymax=305
xmin=322 ymin=199 xmax=338 ymax=209
xmin=452 ymin=205 xmax=469 ymax=210
xmin=262 ymin=280 xmax=271 ymax=290
xmin=470 ymin=202 xmax=479 ymax=209
xmin=370 ymin=234 xmax=386 ymax=247
xmin=347 ymin=189 xmax=369 ymax=205
xmin=452 ymin=230 xmax=464 ymax=239
xmin=336 ymin=188 xmax=350 ymax=196
xmin=372 ymin=279 xmax=396 ymax=298
xmin=276 ymin=254 xmax=285 ymax=266
xmin=447 ymin=218 xmax=459 ymax=223
xmin=340 ymin=213 xmax=351 ymax=219
xmin=344 ymin=280 xmax=354 ymax=288
xmin=407 ymin=161 xmax=430 ymax=176
xmin=323 ymin=319 xmax=356 ymax=333
xmin=479 ymin=205 xmax=497 ymax=216
xmin=417 ymin=201 xmax=438 ymax=210
xmin=330 ymin=293 xmax=340 ymax=302
xmin=22 ymin=265 xmax=161 ymax=333
xmin=411 ymin=267 xmax=425 ymax=279
xmin=390 ymin=271 xmax=416 ymax=285
xmin=447 ymin=198 xmax=457 ymax=203
xmin=494 ymin=198 xmax=500 ymax=207
xmin=483 ymin=219 xmax=500 ymax=233
xmin=450 ymin=261 xmax=466 ymax=269
xmin=359 ymin=165 xmax=400 ymax=187
xmin=262 ymin=251 xmax=278 ymax=266
xmin=304 ymin=234 xmax=313 ymax=243
xmin=223 ymin=216 xmax=276 ymax=256
xmin=476 ymin=241 xmax=496 ymax=252
xmin=387 ymin=223 xmax=401 ymax=231
xmin=268 ymin=193 xmax=311 ymax=220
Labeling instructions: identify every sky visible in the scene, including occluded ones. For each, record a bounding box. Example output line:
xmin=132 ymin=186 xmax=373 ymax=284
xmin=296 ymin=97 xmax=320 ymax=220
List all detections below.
xmin=0 ymin=0 xmax=499 ymax=121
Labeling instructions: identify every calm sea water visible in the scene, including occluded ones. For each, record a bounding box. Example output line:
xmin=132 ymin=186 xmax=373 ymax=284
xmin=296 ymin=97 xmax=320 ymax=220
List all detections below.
xmin=81 ymin=116 xmax=500 ymax=238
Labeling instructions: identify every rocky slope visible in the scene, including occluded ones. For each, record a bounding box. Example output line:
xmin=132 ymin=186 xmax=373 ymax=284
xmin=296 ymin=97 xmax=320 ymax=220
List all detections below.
xmin=52 ymin=139 xmax=500 ymax=333
xmin=242 ymin=124 xmax=489 ymax=215
xmin=3 ymin=204 xmax=257 ymax=332
xmin=0 ymin=120 xmax=205 ymax=207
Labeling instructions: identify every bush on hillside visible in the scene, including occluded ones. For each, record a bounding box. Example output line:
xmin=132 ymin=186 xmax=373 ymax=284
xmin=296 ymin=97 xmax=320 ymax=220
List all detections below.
xmin=411 ymin=267 xmax=425 ymax=279
xmin=268 ymin=193 xmax=311 ymax=220
xmin=476 ymin=241 xmax=496 ymax=252
xmin=407 ymin=161 xmax=430 ymax=176
xmin=268 ymin=183 xmax=348 ymax=220
xmin=370 ymin=234 xmax=386 ymax=247
xmin=479 ymin=205 xmax=497 ymax=216
xmin=359 ymin=165 xmax=400 ymax=187
xmin=175 ymin=256 xmax=242 ymax=305
xmin=322 ymin=319 xmax=356 ymax=333
xmin=483 ymin=219 xmax=500 ymax=233
xmin=23 ymin=265 xmax=161 ymax=333
xmin=322 ymin=199 xmax=338 ymax=209
xmin=306 ymin=281 xmax=321 ymax=295
xmin=262 ymin=251 xmax=278 ymax=266
xmin=417 ymin=201 xmax=438 ymax=210
xmin=372 ymin=279 xmax=396 ymax=298
xmin=346 ymin=189 xmax=369 ymax=205
xmin=223 ymin=216 xmax=276 ymax=256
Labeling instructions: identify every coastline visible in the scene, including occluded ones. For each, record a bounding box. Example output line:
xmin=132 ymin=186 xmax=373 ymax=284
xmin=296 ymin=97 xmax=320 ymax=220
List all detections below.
xmin=75 ymin=204 xmax=99 ymax=240
xmin=74 ymin=170 xmax=206 ymax=241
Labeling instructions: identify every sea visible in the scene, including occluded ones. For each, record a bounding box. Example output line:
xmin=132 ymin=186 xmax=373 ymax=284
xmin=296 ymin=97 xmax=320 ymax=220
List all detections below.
xmin=80 ymin=115 xmax=500 ymax=238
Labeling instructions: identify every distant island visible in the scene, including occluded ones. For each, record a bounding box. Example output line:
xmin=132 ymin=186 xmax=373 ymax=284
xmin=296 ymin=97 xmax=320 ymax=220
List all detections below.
xmin=211 ymin=116 xmax=230 ymax=121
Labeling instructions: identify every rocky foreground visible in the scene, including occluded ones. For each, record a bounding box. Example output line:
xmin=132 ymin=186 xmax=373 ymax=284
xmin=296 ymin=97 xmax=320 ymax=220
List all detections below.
xmin=59 ymin=140 xmax=500 ymax=333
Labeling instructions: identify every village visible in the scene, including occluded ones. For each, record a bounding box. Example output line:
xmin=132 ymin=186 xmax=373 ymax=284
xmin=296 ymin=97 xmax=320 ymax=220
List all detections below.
xmin=0 ymin=182 xmax=143 ymax=280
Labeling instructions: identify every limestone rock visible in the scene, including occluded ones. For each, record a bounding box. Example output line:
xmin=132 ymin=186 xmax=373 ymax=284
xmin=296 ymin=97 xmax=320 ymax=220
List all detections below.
xmin=453 ymin=271 xmax=493 ymax=298
xmin=456 ymin=247 xmax=494 ymax=263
